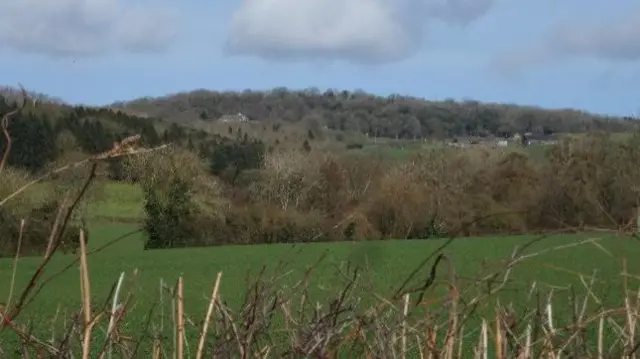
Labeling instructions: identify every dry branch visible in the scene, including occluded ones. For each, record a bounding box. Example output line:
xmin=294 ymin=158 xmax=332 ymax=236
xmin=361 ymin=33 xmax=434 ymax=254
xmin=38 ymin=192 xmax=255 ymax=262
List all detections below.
xmin=0 ymin=84 xmax=27 ymax=174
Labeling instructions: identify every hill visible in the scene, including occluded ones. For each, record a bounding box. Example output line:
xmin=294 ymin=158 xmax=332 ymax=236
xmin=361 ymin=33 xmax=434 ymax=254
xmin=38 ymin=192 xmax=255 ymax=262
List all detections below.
xmin=0 ymin=89 xmax=218 ymax=175
xmin=3 ymin=87 xmax=640 ymax=357
xmin=112 ymin=87 xmax=634 ymax=140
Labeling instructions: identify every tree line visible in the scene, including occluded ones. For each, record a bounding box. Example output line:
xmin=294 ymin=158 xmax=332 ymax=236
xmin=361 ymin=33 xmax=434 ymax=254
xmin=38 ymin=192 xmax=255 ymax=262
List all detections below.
xmin=0 ymin=95 xmax=209 ymax=174
xmin=115 ymin=87 xmax=634 ymax=139
xmin=128 ymin=131 xmax=640 ymax=250
xmin=3 ymin=88 xmax=640 ymax=254
xmin=0 ymin=93 xmax=259 ymax=256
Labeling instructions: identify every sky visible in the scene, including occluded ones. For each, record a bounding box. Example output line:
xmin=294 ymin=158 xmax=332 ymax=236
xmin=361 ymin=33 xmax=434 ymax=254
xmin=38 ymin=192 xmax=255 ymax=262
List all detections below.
xmin=0 ymin=0 xmax=639 ymax=116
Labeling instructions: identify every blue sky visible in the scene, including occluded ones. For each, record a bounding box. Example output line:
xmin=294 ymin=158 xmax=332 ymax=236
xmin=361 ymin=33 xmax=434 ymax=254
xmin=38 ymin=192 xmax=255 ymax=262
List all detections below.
xmin=0 ymin=0 xmax=639 ymax=116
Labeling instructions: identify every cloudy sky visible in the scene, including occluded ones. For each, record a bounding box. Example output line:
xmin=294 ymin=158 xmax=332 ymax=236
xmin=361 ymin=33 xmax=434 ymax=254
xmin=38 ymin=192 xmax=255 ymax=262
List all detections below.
xmin=0 ymin=0 xmax=638 ymax=116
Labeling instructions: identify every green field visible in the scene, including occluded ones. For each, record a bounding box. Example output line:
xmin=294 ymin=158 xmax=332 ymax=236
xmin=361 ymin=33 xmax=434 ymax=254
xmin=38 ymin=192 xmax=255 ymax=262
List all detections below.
xmin=87 ymin=181 xmax=146 ymax=220
xmin=353 ymin=139 xmax=556 ymax=162
xmin=1 ymin=222 xmax=639 ymax=347
xmin=2 ymin=181 xmax=640 ymax=354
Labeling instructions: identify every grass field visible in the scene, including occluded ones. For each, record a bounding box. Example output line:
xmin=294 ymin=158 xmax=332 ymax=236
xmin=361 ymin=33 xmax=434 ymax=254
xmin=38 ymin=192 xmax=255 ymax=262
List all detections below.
xmin=2 ymin=181 xmax=640 ymax=354
xmin=87 ymin=181 xmax=146 ymax=221
xmin=1 ymin=221 xmax=639 ymax=350
xmin=355 ymin=138 xmax=554 ymax=161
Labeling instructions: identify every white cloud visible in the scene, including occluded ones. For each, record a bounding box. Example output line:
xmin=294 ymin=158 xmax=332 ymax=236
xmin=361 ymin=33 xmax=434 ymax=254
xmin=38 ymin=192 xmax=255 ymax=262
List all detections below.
xmin=0 ymin=0 xmax=179 ymax=57
xmin=421 ymin=0 xmax=495 ymax=26
xmin=224 ymin=0 xmax=495 ymax=64
xmin=548 ymin=10 xmax=640 ymax=61
xmin=493 ymin=7 xmax=640 ymax=74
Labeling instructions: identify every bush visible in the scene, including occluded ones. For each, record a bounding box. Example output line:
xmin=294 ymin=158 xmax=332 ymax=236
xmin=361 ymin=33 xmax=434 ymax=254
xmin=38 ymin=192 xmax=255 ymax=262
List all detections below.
xmin=126 ymin=133 xmax=640 ymax=246
xmin=127 ymin=148 xmax=228 ymax=249
xmin=249 ymin=150 xmax=320 ymax=212
xmin=0 ymin=167 xmax=82 ymax=256
xmin=0 ymin=199 xmax=84 ymax=257
xmin=529 ymin=133 xmax=640 ymax=229
xmin=218 ymin=205 xmax=331 ymax=244
xmin=143 ymin=177 xmax=194 ymax=249
xmin=209 ymin=137 xmax=265 ymax=185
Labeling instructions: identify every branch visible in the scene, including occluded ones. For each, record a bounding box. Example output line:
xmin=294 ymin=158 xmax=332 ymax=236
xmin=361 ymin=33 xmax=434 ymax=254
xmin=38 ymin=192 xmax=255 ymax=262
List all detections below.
xmin=0 ymin=84 xmax=28 ymax=174
xmin=0 ymin=141 xmax=171 ymax=208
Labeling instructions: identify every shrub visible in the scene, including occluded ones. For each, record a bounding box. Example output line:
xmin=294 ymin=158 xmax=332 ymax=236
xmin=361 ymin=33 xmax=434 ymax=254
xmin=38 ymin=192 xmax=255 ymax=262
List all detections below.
xmin=114 ymin=133 xmax=640 ymax=246
xmin=0 ymin=167 xmax=78 ymax=256
xmin=364 ymin=164 xmax=435 ymax=239
xmin=249 ymin=150 xmax=320 ymax=211
xmin=0 ymin=199 xmax=84 ymax=257
xmin=529 ymin=133 xmax=640 ymax=229
xmin=125 ymin=147 xmax=228 ymax=249
xmin=143 ymin=177 xmax=193 ymax=249
xmin=219 ymin=205 xmax=331 ymax=244
xmin=209 ymin=137 xmax=265 ymax=185
xmin=307 ymin=156 xmax=349 ymax=214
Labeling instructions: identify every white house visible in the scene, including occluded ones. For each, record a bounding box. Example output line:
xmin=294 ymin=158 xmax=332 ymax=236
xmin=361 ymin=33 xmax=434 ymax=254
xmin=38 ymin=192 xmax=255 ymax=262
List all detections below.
xmin=218 ymin=112 xmax=249 ymax=123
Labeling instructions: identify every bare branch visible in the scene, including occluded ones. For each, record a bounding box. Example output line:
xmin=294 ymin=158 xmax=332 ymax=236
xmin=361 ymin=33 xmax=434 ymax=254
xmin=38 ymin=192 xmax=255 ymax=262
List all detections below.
xmin=0 ymin=84 xmax=28 ymax=174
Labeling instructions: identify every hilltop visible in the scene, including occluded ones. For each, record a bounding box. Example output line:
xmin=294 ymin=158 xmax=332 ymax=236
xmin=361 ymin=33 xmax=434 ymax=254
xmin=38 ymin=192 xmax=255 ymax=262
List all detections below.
xmin=112 ymin=87 xmax=633 ymax=140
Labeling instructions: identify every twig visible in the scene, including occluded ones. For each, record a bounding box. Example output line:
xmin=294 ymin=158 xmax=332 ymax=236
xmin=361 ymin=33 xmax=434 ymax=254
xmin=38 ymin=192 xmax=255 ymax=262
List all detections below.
xmin=5 ymin=219 xmax=25 ymax=311
xmin=196 ymin=272 xmax=223 ymax=359
xmin=0 ymin=163 xmax=97 ymax=330
xmin=105 ymin=272 xmax=126 ymax=359
xmin=0 ymin=142 xmax=170 ymax=208
xmin=79 ymin=229 xmax=93 ymax=359
xmin=401 ymin=293 xmax=409 ymax=359
xmin=0 ymin=84 xmax=27 ymax=174
xmin=176 ymin=277 xmax=184 ymax=359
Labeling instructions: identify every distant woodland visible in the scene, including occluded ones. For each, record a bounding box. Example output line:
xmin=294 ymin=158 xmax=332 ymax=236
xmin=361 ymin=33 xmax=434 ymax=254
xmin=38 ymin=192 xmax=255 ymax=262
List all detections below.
xmin=0 ymin=94 xmax=207 ymax=174
xmin=114 ymin=88 xmax=633 ymax=139
xmin=0 ymin=85 xmax=637 ymax=175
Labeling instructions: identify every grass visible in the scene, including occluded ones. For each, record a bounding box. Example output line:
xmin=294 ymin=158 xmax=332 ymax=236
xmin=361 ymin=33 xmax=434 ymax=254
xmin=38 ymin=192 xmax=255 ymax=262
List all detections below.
xmin=5 ymin=180 xmax=640 ymax=320
xmin=356 ymin=140 xmax=442 ymax=159
xmin=87 ymin=181 xmax=145 ymax=221
xmin=355 ymin=138 xmax=556 ymax=163
xmin=3 ymin=179 xmax=640 ymax=356
xmin=1 ymin=221 xmax=639 ymax=351
xmin=25 ymin=181 xmax=145 ymax=222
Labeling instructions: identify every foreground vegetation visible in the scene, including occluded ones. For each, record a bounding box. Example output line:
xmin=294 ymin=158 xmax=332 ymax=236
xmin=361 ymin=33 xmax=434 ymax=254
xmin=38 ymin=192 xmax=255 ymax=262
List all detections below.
xmin=2 ymin=222 xmax=640 ymax=357
xmin=2 ymin=88 xmax=640 ymax=357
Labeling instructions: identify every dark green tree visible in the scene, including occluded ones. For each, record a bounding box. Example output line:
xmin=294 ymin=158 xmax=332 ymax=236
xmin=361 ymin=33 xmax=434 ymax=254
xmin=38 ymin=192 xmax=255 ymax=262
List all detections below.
xmin=209 ymin=138 xmax=265 ymax=185
xmin=143 ymin=178 xmax=193 ymax=249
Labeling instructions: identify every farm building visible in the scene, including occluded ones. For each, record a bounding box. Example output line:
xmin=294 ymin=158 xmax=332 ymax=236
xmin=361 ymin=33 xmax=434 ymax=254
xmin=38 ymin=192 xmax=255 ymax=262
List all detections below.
xmin=218 ymin=112 xmax=250 ymax=123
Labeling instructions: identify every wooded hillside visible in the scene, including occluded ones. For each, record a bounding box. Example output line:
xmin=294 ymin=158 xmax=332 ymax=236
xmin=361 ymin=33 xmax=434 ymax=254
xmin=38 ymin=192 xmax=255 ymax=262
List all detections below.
xmin=114 ymin=88 xmax=633 ymax=139
xmin=0 ymin=93 xmax=214 ymax=174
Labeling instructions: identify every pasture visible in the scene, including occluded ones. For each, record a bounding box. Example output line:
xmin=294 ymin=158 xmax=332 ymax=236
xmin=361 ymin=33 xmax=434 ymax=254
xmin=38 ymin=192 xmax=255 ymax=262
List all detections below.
xmin=1 ymin=221 xmax=639 ymax=350
xmin=353 ymin=138 xmax=554 ymax=161
xmin=2 ymin=179 xmax=640 ymax=355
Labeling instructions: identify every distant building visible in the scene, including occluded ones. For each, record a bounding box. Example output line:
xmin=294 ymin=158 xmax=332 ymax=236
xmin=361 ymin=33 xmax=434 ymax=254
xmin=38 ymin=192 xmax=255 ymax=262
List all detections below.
xmin=520 ymin=132 xmax=557 ymax=147
xmin=446 ymin=141 xmax=468 ymax=148
xmin=528 ymin=133 xmax=558 ymax=145
xmin=218 ymin=112 xmax=249 ymax=123
xmin=512 ymin=133 xmax=522 ymax=142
